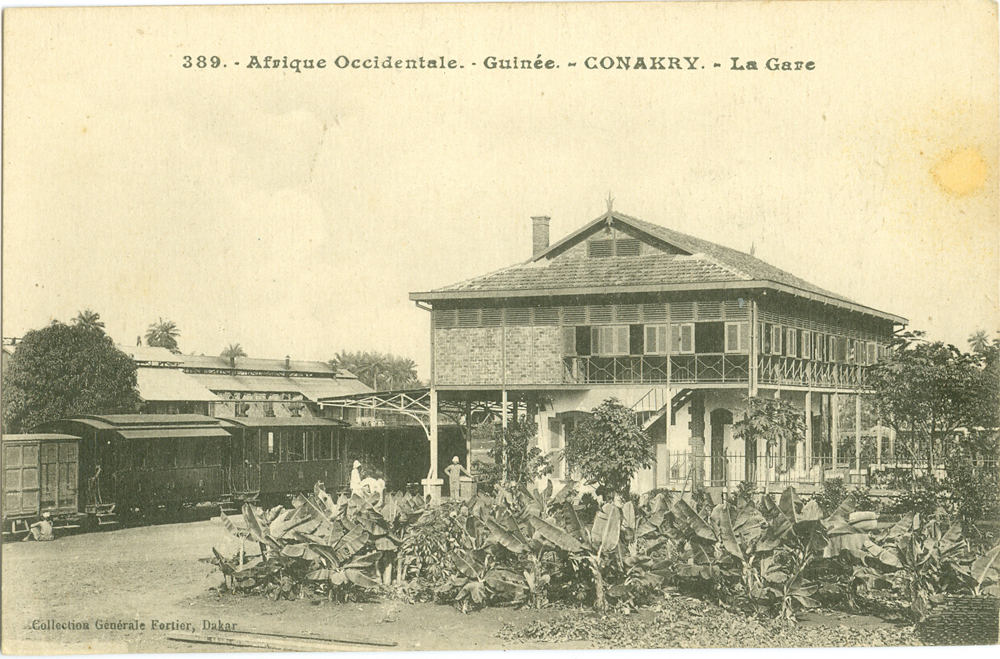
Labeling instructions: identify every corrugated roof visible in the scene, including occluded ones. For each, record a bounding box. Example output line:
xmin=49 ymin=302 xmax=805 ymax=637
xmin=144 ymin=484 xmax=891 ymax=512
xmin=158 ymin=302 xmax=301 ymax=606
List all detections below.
xmin=117 ymin=345 xmax=184 ymax=363
xmin=137 ymin=368 xmax=220 ymax=402
xmin=78 ymin=414 xmax=221 ymax=427
xmin=117 ymin=427 xmax=231 ymax=440
xmin=1 ymin=433 xmax=80 ymax=442
xmin=217 ymin=416 xmax=347 ymax=428
xmin=180 ymin=354 xmax=337 ymax=375
xmin=185 ymin=373 xmax=373 ymax=401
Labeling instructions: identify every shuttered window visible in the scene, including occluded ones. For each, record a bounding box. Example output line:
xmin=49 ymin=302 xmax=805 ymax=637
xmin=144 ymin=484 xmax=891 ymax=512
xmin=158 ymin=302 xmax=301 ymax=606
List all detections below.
xmin=801 ymin=330 xmax=812 ymax=359
xmin=671 ymin=323 xmax=694 ymax=354
xmin=786 ymin=328 xmax=797 ymax=357
xmin=563 ymin=327 xmax=577 ymax=355
xmin=724 ymin=322 xmax=749 ymax=354
xmin=772 ymin=325 xmax=783 ymax=355
xmin=645 ymin=325 xmax=669 ymax=354
xmin=591 ymin=326 xmax=630 ymax=356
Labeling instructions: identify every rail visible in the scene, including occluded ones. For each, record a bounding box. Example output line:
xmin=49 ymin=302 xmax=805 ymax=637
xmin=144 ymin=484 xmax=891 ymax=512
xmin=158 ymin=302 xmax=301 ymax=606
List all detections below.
xmin=562 ymin=354 xmax=749 ymax=384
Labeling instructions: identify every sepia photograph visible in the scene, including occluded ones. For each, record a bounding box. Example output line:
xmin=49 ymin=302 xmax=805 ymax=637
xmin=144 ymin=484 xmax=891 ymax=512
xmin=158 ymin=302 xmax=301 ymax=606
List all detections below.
xmin=2 ymin=0 xmax=998 ymax=655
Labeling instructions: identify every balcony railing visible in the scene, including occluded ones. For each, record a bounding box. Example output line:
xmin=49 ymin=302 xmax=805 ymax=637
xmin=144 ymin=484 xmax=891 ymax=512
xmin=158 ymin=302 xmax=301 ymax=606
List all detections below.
xmin=757 ymin=355 xmax=867 ymax=389
xmin=560 ymin=354 xmax=868 ymax=388
xmin=562 ymin=354 xmax=749 ymax=385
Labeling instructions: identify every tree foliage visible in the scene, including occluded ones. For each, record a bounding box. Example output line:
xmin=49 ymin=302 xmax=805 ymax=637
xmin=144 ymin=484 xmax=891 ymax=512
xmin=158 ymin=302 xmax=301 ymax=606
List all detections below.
xmin=145 ymin=317 xmax=180 ymax=353
xmin=868 ymin=330 xmax=997 ymax=466
xmin=72 ymin=309 xmax=105 ymax=333
xmin=220 ymin=342 xmax=247 ymax=359
xmin=331 ymin=350 xmax=419 ymax=391
xmin=564 ymin=398 xmax=654 ymax=498
xmin=734 ymin=395 xmax=806 ymax=458
xmin=2 ymin=321 xmax=141 ymax=433
xmin=474 ymin=415 xmax=551 ymax=489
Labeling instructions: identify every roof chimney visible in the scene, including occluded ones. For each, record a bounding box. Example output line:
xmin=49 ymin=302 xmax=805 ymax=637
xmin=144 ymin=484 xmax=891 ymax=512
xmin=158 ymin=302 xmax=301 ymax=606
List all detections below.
xmin=285 ymin=355 xmax=290 ymax=375
xmin=531 ymin=216 xmax=551 ymax=257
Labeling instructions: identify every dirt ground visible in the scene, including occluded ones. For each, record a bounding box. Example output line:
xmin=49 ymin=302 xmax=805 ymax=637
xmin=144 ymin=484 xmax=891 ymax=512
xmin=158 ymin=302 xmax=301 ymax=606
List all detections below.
xmin=1 ymin=518 xmax=586 ymax=654
xmin=1 ymin=518 xmax=921 ymax=655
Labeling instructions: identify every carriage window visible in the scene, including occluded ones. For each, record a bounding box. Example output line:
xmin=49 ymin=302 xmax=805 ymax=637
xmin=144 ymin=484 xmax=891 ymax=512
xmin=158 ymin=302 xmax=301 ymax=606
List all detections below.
xmin=317 ymin=432 xmax=333 ymax=460
xmin=265 ymin=431 xmax=276 ymax=462
xmin=193 ymin=440 xmax=207 ymax=466
xmin=283 ymin=432 xmax=305 ymax=462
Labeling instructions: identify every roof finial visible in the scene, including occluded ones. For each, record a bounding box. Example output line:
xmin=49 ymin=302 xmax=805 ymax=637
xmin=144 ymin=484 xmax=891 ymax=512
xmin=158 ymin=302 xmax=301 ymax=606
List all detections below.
xmin=606 ymin=191 xmax=614 ymax=213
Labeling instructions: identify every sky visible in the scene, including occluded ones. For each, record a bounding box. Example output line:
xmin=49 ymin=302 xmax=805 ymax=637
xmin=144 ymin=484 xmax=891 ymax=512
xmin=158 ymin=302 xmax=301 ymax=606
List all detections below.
xmin=3 ymin=1 xmax=997 ymax=382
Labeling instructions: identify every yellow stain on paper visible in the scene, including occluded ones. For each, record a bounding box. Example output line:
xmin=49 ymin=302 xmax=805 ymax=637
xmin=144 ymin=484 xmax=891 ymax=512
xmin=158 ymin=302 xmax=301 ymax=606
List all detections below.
xmin=932 ymin=147 xmax=988 ymax=196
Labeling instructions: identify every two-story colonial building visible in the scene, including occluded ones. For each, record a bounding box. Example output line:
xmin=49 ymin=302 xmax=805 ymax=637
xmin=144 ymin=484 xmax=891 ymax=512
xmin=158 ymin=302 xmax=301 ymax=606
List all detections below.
xmin=410 ymin=208 xmax=906 ymax=495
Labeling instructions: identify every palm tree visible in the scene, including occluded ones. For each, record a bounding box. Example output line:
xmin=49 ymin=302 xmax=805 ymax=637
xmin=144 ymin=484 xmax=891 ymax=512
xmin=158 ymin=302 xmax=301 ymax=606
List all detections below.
xmin=145 ymin=318 xmax=180 ymax=353
xmin=332 ymin=351 xmax=420 ymax=391
xmin=220 ymin=343 xmax=247 ymax=360
xmin=969 ymin=330 xmax=991 ymax=355
xmin=73 ymin=309 xmax=105 ymax=333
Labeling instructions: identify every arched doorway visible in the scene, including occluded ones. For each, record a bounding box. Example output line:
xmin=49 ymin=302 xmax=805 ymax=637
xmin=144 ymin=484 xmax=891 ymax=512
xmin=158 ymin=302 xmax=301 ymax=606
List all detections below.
xmin=709 ymin=408 xmax=733 ymax=486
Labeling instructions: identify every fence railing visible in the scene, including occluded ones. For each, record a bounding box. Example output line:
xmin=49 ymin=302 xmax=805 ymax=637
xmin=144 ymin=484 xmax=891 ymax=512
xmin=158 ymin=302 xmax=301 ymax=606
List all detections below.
xmin=660 ymin=451 xmax=999 ymax=489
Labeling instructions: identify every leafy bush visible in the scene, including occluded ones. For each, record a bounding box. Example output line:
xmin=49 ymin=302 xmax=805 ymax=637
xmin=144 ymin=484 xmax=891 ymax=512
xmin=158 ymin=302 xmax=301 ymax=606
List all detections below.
xmin=942 ymin=455 xmax=1000 ymax=528
xmin=564 ymin=398 xmax=654 ymax=498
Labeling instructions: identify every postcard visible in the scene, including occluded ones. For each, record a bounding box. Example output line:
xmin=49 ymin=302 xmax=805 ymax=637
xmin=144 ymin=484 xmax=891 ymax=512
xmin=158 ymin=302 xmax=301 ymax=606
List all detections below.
xmin=2 ymin=1 xmax=997 ymax=655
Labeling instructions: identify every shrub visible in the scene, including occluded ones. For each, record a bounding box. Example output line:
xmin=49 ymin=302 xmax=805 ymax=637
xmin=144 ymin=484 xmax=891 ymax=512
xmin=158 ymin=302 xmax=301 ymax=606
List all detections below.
xmin=564 ymin=398 xmax=654 ymax=498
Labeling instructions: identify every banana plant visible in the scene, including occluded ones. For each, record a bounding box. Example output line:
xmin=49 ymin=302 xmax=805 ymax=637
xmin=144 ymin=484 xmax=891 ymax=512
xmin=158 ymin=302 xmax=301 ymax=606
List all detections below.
xmin=433 ymin=547 xmax=526 ymax=612
xmin=877 ymin=512 xmax=974 ymax=620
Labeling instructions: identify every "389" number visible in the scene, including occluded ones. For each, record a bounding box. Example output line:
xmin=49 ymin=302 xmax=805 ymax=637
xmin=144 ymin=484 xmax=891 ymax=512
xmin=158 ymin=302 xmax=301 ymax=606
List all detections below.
xmin=183 ymin=55 xmax=221 ymax=68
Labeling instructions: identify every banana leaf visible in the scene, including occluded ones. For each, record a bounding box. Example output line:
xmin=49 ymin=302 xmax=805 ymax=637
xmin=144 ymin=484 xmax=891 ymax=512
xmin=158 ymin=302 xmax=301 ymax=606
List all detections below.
xmin=972 ymin=543 xmax=1000 ymax=587
xmin=484 ymin=516 xmax=530 ymax=554
xmin=671 ymin=498 xmax=716 ymax=543
xmin=451 ymin=548 xmax=485 ymax=579
xmin=592 ymin=503 xmax=622 ymax=557
xmin=528 ymin=514 xmax=585 ymax=553
xmin=711 ymin=504 xmax=744 ymax=560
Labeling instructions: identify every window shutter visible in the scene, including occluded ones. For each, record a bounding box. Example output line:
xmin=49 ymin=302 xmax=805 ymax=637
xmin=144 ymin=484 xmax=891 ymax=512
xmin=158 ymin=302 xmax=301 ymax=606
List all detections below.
xmin=615 ymin=326 xmax=630 ymax=355
xmin=725 ymin=323 xmax=738 ymax=353
xmin=802 ymin=330 xmax=812 ymax=359
xmin=681 ymin=324 xmax=694 ymax=353
xmin=868 ymin=342 xmax=876 ymax=364
xmin=739 ymin=323 xmax=749 ymax=352
xmin=563 ymin=327 xmax=577 ymax=355
xmin=645 ymin=326 xmax=658 ymax=354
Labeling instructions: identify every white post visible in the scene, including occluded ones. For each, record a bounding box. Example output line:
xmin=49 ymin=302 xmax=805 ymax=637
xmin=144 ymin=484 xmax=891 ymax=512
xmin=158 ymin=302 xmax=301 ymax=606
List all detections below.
xmin=876 ymin=417 xmax=883 ymax=467
xmin=804 ymin=390 xmax=813 ymax=476
xmin=421 ymin=388 xmax=444 ymax=501
xmin=430 ymin=388 xmax=439 ymax=479
xmin=855 ymin=394 xmax=862 ymax=482
xmin=831 ymin=393 xmax=839 ymax=471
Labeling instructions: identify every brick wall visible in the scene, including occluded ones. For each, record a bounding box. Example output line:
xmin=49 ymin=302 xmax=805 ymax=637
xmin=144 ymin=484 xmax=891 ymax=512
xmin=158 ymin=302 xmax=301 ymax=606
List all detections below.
xmin=434 ymin=327 xmax=503 ymax=385
xmin=433 ymin=326 xmax=563 ymax=385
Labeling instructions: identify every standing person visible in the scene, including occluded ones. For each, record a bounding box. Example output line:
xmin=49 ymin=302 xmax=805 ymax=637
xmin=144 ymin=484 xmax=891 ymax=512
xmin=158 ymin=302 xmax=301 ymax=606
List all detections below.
xmin=350 ymin=460 xmax=363 ymax=497
xmin=444 ymin=456 xmax=470 ymax=499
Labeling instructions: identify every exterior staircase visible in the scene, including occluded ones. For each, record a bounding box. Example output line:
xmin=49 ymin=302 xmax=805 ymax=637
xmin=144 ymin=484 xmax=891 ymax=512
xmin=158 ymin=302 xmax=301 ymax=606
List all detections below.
xmin=631 ymin=387 xmax=694 ymax=431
